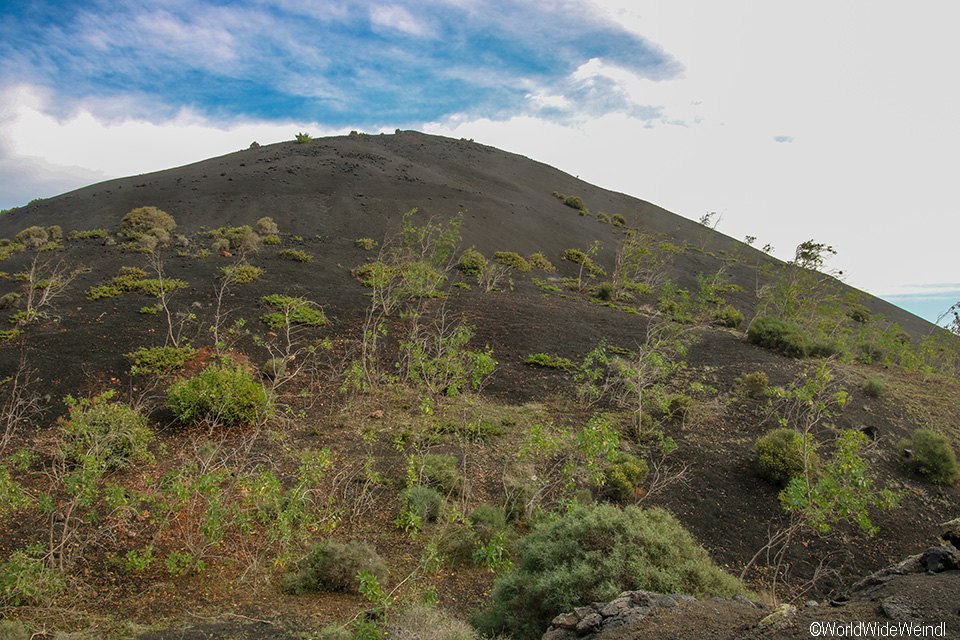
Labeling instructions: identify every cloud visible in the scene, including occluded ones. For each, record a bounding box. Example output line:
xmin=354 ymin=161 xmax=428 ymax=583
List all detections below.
xmin=773 ymin=135 xmax=794 ymax=143
xmin=370 ymin=5 xmax=435 ymax=37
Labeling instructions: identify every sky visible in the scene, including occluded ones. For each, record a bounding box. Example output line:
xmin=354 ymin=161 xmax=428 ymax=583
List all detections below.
xmin=0 ymin=0 xmax=957 ymax=324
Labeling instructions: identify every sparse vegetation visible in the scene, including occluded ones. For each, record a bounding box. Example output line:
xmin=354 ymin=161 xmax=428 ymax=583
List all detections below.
xmin=278 ymin=248 xmax=313 ymax=262
xmin=747 ymin=316 xmax=809 ymax=357
xmin=457 ymin=247 xmax=487 ymax=276
xmin=524 ymin=352 xmax=575 ymax=372
xmin=218 ymin=262 xmax=263 ymax=284
xmin=493 ymin=251 xmax=531 ymax=272
xmin=88 ymin=266 xmax=188 ymax=300
xmin=355 ymin=237 xmax=378 ymax=250
xmin=755 ymin=428 xmax=818 ymax=485
xmin=58 ymin=391 xmax=154 ymax=470
xmin=295 ymin=132 xmax=312 ymax=143
xmin=119 ymin=206 xmax=177 ymax=244
xmin=282 ymin=540 xmax=387 ymax=594
xmin=260 ymin=294 xmax=327 ymax=330
xmin=527 ymin=251 xmax=556 ymax=272
xmin=126 ymin=345 xmax=198 ymax=376
xmin=898 ymin=429 xmax=959 ymax=485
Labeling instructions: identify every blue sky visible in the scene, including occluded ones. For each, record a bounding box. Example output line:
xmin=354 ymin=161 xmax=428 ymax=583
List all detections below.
xmin=1 ymin=1 xmax=958 ymax=325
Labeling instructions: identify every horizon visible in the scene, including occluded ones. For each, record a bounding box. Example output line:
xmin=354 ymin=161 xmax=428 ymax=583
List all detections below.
xmin=1 ymin=1 xmax=957 ymax=325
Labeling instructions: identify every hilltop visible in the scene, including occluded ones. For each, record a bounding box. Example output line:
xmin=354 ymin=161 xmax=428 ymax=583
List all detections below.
xmin=0 ymin=131 xmax=957 ymax=639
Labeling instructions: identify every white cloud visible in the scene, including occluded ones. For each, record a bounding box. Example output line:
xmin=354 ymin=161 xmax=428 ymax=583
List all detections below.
xmin=370 ymin=5 xmax=434 ymax=37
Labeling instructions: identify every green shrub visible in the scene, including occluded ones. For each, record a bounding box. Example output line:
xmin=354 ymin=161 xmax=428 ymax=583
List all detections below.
xmin=713 ymin=305 xmax=744 ymax=328
xmin=420 ymin=454 xmax=464 ymax=495
xmin=596 ymin=213 xmax=611 ymax=224
xmin=0 ymin=546 xmax=65 ymax=607
xmin=611 ymin=214 xmax=627 ymax=227
xmin=59 ymin=391 xmax=154 ymax=470
xmin=279 ymin=248 xmax=313 ymax=262
xmin=256 ymin=216 xmax=279 ymax=235
xmin=167 ymin=363 xmax=272 ymax=427
xmin=493 ymin=251 xmax=532 ymax=272
xmin=0 ymin=292 xmax=20 ymax=310
xmin=561 ymin=248 xmax=605 ymax=277
xmin=738 ymin=371 xmax=769 ymax=398
xmin=601 ymin=452 xmax=649 ymax=502
xmin=401 ymin=485 xmax=444 ymax=525
xmin=210 ymin=225 xmax=261 ymax=254
xmin=295 ymin=132 xmax=312 ymax=144
xmin=808 ymin=338 xmax=843 ymax=358
xmin=355 ymin=237 xmax=378 ymax=250
xmin=87 ymin=266 xmax=187 ymax=300
xmin=14 ymin=226 xmax=49 ymax=249
xmin=755 ymin=428 xmax=818 ymax=485
xmin=261 ymin=234 xmax=281 ymax=245
xmin=68 ymin=229 xmax=109 ymax=240
xmin=47 ymin=225 xmax=63 ymax=242
xmin=282 ymin=540 xmax=386 ymax=594
xmin=555 ymin=193 xmax=586 ymax=211
xmin=898 ymin=429 xmax=959 ymax=485
xmin=126 ymin=345 xmax=197 ymax=376
xmin=260 ymin=294 xmax=327 ymax=330
xmin=457 ymin=247 xmax=487 ymax=276
xmin=846 ymin=303 xmax=871 ymax=324
xmin=119 ymin=206 xmax=176 ymax=240
xmin=665 ymin=393 xmax=694 ymax=422
xmin=527 ymin=252 xmax=556 ymax=272
xmin=389 ymin=604 xmax=480 ymax=640
xmin=525 ymin=353 xmax=575 ymax=372
xmin=218 ymin=263 xmax=263 ymax=284
xmin=474 ymin=504 xmax=745 ymax=640
xmin=861 ymin=378 xmax=886 ymax=399
xmin=747 ymin=317 xmax=809 ymax=357
xmin=262 ymin=357 xmax=288 ymax=379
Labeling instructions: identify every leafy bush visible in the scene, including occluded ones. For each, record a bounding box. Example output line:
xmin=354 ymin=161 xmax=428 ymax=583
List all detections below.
xmin=88 ymin=266 xmax=188 ymax=300
xmin=282 ymin=540 xmax=386 ymax=594
xmin=218 ymin=263 xmax=263 ymax=284
xmin=457 ymin=247 xmax=487 ymax=276
xmin=355 ymin=237 xmax=378 ymax=250
xmin=14 ymin=226 xmax=49 ymax=249
xmin=754 ymin=428 xmax=818 ymax=485
xmin=527 ymin=252 xmax=556 ymax=272
xmin=261 ymin=234 xmax=281 ymax=245
xmin=594 ymin=282 xmax=614 ymax=301
xmin=389 ymin=604 xmax=480 ymax=640
xmin=898 ymin=429 xmax=959 ymax=485
xmin=474 ymin=504 xmax=745 ymax=640
xmin=553 ymin=192 xmax=586 ymax=212
xmin=167 ymin=363 xmax=272 ymax=427
xmin=747 ymin=316 xmax=809 ymax=357
xmin=279 ymin=248 xmax=313 ymax=262
xmin=420 ymin=454 xmax=464 ymax=495
xmin=665 ymin=393 xmax=693 ymax=422
xmin=0 ymin=546 xmax=65 ymax=607
xmin=59 ymin=391 xmax=154 ymax=470
xmin=525 ymin=353 xmax=575 ymax=372
xmin=260 ymin=294 xmax=327 ymax=330
xmin=713 ymin=304 xmax=744 ymax=328
xmin=210 ymin=225 xmax=261 ymax=254
xmin=561 ymin=248 xmax=605 ymax=277
xmin=861 ymin=378 xmax=886 ymax=399
xmin=401 ymin=485 xmax=444 ymax=526
xmin=119 ymin=206 xmax=176 ymax=240
xmin=68 ymin=228 xmax=109 ymax=240
xmin=126 ymin=345 xmax=197 ymax=376
xmin=0 ymin=292 xmax=20 ymax=310
xmin=738 ymin=371 xmax=769 ymax=398
xmin=256 ymin=216 xmax=279 ymax=235
xmin=295 ymin=132 xmax=312 ymax=143
xmin=611 ymin=214 xmax=627 ymax=227
xmin=47 ymin=225 xmax=63 ymax=241
xmin=601 ymin=451 xmax=649 ymax=502
xmin=494 ymin=251 xmax=532 ymax=272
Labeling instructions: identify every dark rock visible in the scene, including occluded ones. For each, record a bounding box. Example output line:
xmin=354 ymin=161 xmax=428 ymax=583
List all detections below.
xmin=575 ymin=613 xmax=603 ymax=634
xmin=551 ymin=613 xmax=579 ymax=630
xmin=880 ymin=595 xmax=915 ymax=621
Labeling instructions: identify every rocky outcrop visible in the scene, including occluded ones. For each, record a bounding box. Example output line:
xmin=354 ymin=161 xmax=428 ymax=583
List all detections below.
xmin=542 ymin=591 xmax=761 ymax=640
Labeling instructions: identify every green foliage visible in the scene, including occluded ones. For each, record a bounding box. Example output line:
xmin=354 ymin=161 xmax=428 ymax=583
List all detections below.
xmin=457 ymin=247 xmax=487 ymax=276
xmin=553 ymin=192 xmax=587 ymax=212
xmin=611 ymin=213 xmax=627 ymax=227
xmin=256 ymin=216 xmax=279 ymax=235
xmin=399 ymin=485 xmax=445 ymax=532
xmin=119 ymin=206 xmax=177 ymax=242
xmin=68 ymin=228 xmax=109 ymax=240
xmin=561 ymin=247 xmax=605 ymax=277
xmin=59 ymin=391 xmax=154 ymax=471
xmin=261 ymin=234 xmax=281 ymax=245
xmin=356 ymin=237 xmax=378 ymax=250
xmin=0 ymin=545 xmax=65 ymax=607
xmin=399 ymin=317 xmax=496 ymax=396
xmin=87 ymin=266 xmax=187 ymax=300
xmin=218 ymin=263 xmax=263 ymax=284
xmin=260 ymin=294 xmax=327 ymax=330
xmin=210 ymin=225 xmax=261 ymax=254
xmin=126 ymin=345 xmax=197 ymax=376
xmin=525 ymin=353 xmax=575 ymax=372
xmin=278 ymin=248 xmax=313 ymax=262
xmin=419 ymin=453 xmax=464 ymax=495
xmin=738 ymin=371 xmax=769 ymax=398
xmin=664 ymin=393 xmax=694 ymax=422
xmin=282 ymin=540 xmax=387 ymax=594
xmin=713 ymin=304 xmax=744 ymax=328
xmin=792 ymin=239 xmax=836 ymax=270
xmin=295 ymin=131 xmax=312 ymax=143
xmin=657 ymin=281 xmax=694 ymax=323
xmin=600 ymin=451 xmax=649 ymax=502
xmin=493 ymin=251 xmax=532 ymax=272
xmin=167 ymin=363 xmax=273 ymax=427
xmin=527 ymin=252 xmax=556 ymax=272
xmin=0 ymin=292 xmax=20 ymax=310
xmin=780 ymin=430 xmax=899 ymax=535
xmin=747 ymin=316 xmax=809 ymax=357
xmin=861 ymin=378 xmax=886 ymax=398
xmin=164 ymin=550 xmax=204 ymax=576
xmin=139 ymin=304 xmax=161 ymax=315
xmin=122 ymin=547 xmax=157 ymax=573
xmin=898 ymin=429 xmax=959 ymax=485
xmin=474 ymin=504 xmax=745 ymax=640
xmin=755 ymin=428 xmax=818 ymax=486
xmin=14 ymin=226 xmax=49 ymax=249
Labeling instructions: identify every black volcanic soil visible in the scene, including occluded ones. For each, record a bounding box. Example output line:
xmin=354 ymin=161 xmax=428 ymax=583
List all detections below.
xmin=0 ymin=131 xmax=956 ymax=639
